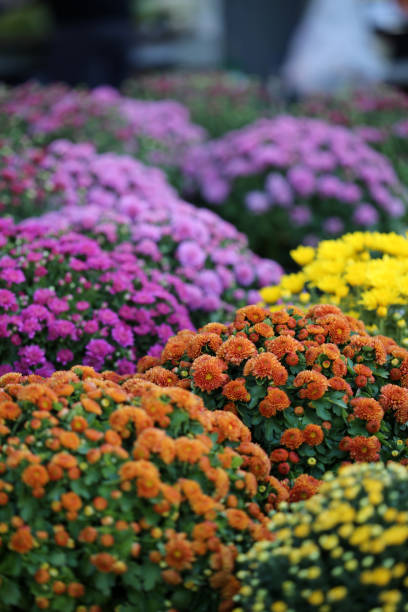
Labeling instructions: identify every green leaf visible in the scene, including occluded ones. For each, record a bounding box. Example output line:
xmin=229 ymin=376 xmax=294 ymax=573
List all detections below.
xmin=0 ymin=578 xmax=20 ymax=606
xmin=142 ymin=562 xmax=161 ymax=591
xmin=315 ymin=404 xmax=332 ymax=420
xmin=48 ymin=551 xmax=66 ymax=566
xmin=248 ymin=384 xmax=266 ymax=409
xmin=94 ymin=571 xmax=114 ymax=594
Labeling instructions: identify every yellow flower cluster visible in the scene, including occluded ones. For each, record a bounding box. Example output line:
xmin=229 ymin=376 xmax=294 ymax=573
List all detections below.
xmin=260 ymin=232 xmax=408 ymax=343
xmin=233 ymin=462 xmax=408 ymax=612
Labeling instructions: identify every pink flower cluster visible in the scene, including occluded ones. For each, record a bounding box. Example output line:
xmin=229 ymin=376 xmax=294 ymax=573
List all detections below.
xmin=20 ymin=140 xmax=282 ymax=325
xmin=0 ymin=82 xmax=205 ymax=167
xmin=182 ymin=116 xmax=407 ymax=252
xmin=0 ymin=144 xmax=58 ymax=220
xmin=0 ymin=217 xmax=194 ymax=375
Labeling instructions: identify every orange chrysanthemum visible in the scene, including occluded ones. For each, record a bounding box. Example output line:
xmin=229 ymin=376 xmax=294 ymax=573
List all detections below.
xmin=243 ymin=352 xmax=288 ymax=385
xmin=351 ymin=398 xmax=384 ymax=423
xmin=270 ymin=448 xmax=288 ymax=463
xmin=328 ymin=376 xmax=353 ymax=396
xmin=252 ymin=322 xmax=274 ymax=338
xmin=303 ymin=424 xmax=324 ymax=446
xmin=212 ymin=411 xmax=251 ymax=443
xmin=142 ymin=366 xmax=180 ymax=387
xmin=280 ymin=428 xmax=304 ymax=450
xmin=289 ymin=474 xmax=322 ymax=502
xmin=161 ymin=569 xmax=182 ymax=585
xmin=379 ymin=384 xmax=408 ymax=423
xmin=59 ymin=431 xmax=80 ymax=450
xmin=91 ymin=552 xmax=115 ymax=573
xmin=237 ymin=441 xmax=271 ymax=479
xmin=0 ymin=401 xmax=21 ymax=420
xmin=10 ymin=526 xmax=34 ymax=553
xmin=222 ymin=379 xmax=250 ymax=402
xmin=22 ymin=464 xmax=49 ymax=488
xmin=165 ymin=533 xmax=195 ymax=570
xmin=192 ymin=355 xmax=228 ymax=392
xmin=293 ymin=370 xmax=329 ymax=400
xmin=217 ymin=336 xmax=257 ymax=365
xmin=136 ymin=474 xmax=161 ymax=499
xmin=160 ymin=330 xmax=196 ymax=364
xmin=235 ymin=305 xmax=268 ymax=325
xmin=347 ymin=436 xmax=381 ymax=462
xmin=187 ymin=333 xmax=223 ymax=359
xmin=137 ymin=355 xmax=160 ymax=373
xmin=225 ymin=508 xmax=250 ymax=530
xmin=316 ymin=314 xmax=351 ymax=344
xmin=175 ymin=437 xmax=208 ymax=463
xmin=61 ymin=491 xmax=82 ymax=512
xmin=265 ymin=335 xmax=304 ymax=359
xmin=267 ymin=388 xmax=290 ymax=412
xmin=308 ymin=304 xmax=342 ymax=318
xmin=199 ymin=322 xmax=229 ymax=336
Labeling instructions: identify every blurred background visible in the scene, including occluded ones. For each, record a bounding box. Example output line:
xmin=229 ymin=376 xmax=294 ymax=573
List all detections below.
xmin=1 ymin=0 xmax=408 ymax=93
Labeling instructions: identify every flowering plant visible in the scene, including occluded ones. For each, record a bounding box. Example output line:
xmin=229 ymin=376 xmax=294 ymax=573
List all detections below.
xmin=182 ymin=116 xmax=407 ymax=265
xmin=18 ymin=139 xmax=282 ymax=326
xmin=260 ymin=232 xmax=408 ymax=344
xmin=139 ymin=304 xmax=408 ymax=482
xmin=297 ymin=86 xmax=408 ymax=184
xmin=0 ymin=218 xmax=194 ymax=375
xmin=0 ymin=142 xmax=57 ymax=221
xmin=297 ymin=85 xmax=408 ymax=134
xmin=234 ymin=462 xmax=408 ymax=612
xmin=124 ymin=70 xmax=271 ymax=137
xmin=0 ymin=82 xmax=205 ymax=178
xmin=0 ymin=366 xmax=279 ymax=611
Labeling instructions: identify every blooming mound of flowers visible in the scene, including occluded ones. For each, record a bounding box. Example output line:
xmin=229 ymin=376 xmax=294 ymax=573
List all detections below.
xmin=0 ymin=217 xmax=195 ymax=375
xmin=182 ymin=116 xmax=407 ymax=264
xmin=234 ymin=462 xmax=408 ymax=612
xmin=260 ymin=232 xmax=408 ymax=344
xmin=0 ymin=366 xmax=285 ymax=611
xmin=18 ymin=139 xmax=282 ymax=325
xmin=124 ymin=70 xmax=270 ymax=137
xmin=0 ymin=142 xmax=53 ymax=221
xmin=0 ymin=81 xmax=205 ymax=173
xmin=298 ymin=85 xmax=408 ymax=133
xmin=138 ymin=304 xmax=408 ymax=482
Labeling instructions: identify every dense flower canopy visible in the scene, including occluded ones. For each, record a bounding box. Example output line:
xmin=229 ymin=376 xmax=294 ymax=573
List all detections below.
xmin=261 ymin=231 xmax=408 ymax=343
xmin=16 ymin=139 xmax=282 ymax=325
xmin=182 ymin=116 xmax=407 ymax=264
xmin=0 ymin=218 xmax=195 ymax=375
xmin=0 ymin=366 xmax=288 ymax=611
xmin=139 ymin=304 xmax=408 ymax=481
xmin=0 ymin=81 xmax=205 ymax=168
xmin=235 ymin=462 xmax=408 ymax=611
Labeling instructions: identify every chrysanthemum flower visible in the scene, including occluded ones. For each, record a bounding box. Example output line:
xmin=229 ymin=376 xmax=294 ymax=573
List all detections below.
xmin=379 ymin=384 xmax=408 ymax=423
xmin=347 ymin=436 xmax=381 ymax=462
xmin=351 ymin=397 xmax=384 ymax=423
xmin=280 ymin=428 xmax=304 ymax=450
xmin=294 ymin=370 xmax=329 ymax=400
xmin=192 ymin=355 xmax=228 ymax=392
xmin=217 ymin=335 xmax=257 ymax=365
xmin=303 ymin=424 xmax=324 ymax=446
xmin=243 ymin=352 xmax=288 ymax=385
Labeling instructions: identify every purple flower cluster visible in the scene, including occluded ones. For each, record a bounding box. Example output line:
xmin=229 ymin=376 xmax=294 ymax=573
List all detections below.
xmin=0 ymin=217 xmax=194 ymax=375
xmin=19 ymin=139 xmax=282 ymax=325
xmin=0 ymin=82 xmax=205 ymax=168
xmin=182 ymin=116 xmax=407 ymax=261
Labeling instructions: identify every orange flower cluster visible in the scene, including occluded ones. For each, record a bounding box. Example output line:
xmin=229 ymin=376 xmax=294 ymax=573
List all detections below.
xmin=0 ymin=365 xmax=285 ymax=611
xmin=139 ymin=304 xmax=408 ymax=481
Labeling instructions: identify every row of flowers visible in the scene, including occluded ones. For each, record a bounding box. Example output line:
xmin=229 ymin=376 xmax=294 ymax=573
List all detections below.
xmin=1 ymin=75 xmax=408 ymax=610
xmin=0 ymin=365 xmax=309 ymax=611
xmin=2 ymin=81 xmax=408 ymax=268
